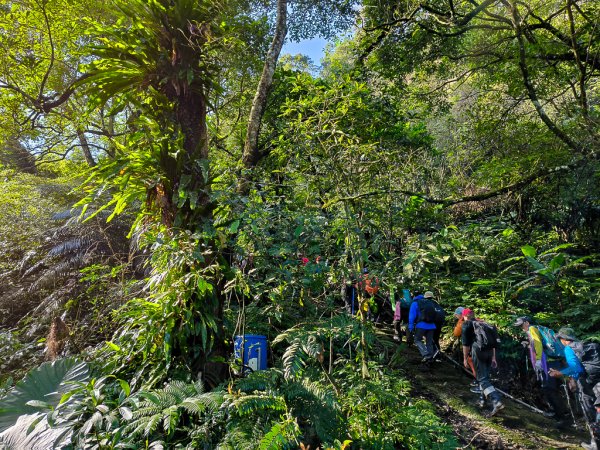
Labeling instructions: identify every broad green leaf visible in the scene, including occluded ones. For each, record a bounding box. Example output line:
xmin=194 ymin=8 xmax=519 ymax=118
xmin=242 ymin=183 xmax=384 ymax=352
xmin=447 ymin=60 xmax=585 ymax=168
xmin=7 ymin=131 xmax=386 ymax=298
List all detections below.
xmin=0 ymin=358 xmax=89 ymax=432
xmin=521 ymin=245 xmax=537 ymax=258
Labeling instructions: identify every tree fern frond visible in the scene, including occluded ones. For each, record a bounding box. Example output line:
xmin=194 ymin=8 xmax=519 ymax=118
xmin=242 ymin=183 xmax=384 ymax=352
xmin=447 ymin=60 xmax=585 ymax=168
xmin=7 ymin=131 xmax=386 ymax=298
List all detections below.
xmin=21 ymin=260 xmax=47 ymax=278
xmin=51 ymin=209 xmax=83 ymax=221
xmin=282 ymin=340 xmax=306 ymax=380
xmin=132 ymin=405 xmax=163 ymax=418
xmin=48 ymin=238 xmax=93 ymax=257
xmin=161 ymin=405 xmax=179 ymax=434
xmin=230 ymin=394 xmax=287 ymax=417
xmin=192 ymin=379 xmax=205 ymax=395
xmin=258 ymin=416 xmax=301 ymax=450
xmin=181 ymin=393 xmax=219 ymax=415
xmin=144 ymin=413 xmax=161 ymax=436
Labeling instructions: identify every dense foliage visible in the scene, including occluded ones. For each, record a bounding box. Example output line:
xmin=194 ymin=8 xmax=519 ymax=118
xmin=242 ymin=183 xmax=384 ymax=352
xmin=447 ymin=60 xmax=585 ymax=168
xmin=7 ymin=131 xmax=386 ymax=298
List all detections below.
xmin=1 ymin=0 xmax=599 ymax=448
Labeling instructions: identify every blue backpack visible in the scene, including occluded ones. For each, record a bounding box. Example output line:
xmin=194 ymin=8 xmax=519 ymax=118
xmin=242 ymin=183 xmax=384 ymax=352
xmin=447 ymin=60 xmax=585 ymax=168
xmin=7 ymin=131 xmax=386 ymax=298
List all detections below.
xmin=536 ymin=325 xmax=565 ymax=359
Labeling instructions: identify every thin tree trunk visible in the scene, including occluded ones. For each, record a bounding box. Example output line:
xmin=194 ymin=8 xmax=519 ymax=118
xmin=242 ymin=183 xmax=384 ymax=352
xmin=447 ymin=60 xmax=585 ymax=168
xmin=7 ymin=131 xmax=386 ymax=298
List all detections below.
xmin=76 ymin=128 xmax=96 ymax=167
xmin=239 ymin=0 xmax=287 ymax=191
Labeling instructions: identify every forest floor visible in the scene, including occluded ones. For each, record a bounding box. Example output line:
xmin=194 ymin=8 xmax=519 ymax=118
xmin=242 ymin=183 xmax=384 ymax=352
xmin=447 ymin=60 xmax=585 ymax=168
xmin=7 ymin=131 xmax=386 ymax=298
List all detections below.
xmin=402 ymin=345 xmax=591 ymax=449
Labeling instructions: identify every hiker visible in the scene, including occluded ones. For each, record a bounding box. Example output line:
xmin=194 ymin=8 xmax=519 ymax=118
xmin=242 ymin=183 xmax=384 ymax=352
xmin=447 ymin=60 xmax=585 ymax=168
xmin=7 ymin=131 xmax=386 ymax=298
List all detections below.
xmin=453 ymin=306 xmax=478 ymax=390
xmin=462 ymin=308 xmax=504 ymax=416
xmin=359 ymin=268 xmax=379 ymax=298
xmin=549 ymin=327 xmax=600 ymax=450
xmin=513 ymin=316 xmax=570 ymax=428
xmin=393 ymin=292 xmax=402 ymax=342
xmin=408 ymin=291 xmax=438 ymax=362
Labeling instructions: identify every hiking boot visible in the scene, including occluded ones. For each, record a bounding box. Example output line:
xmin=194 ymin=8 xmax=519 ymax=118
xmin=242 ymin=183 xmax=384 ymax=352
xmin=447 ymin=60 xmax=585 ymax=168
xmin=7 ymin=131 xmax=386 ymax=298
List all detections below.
xmin=393 ymin=333 xmax=400 ymax=342
xmin=489 ymin=401 xmax=504 ymax=417
xmin=470 ymin=386 xmax=482 ymax=394
xmin=477 ymin=398 xmax=486 ymax=408
xmin=581 ymin=442 xmax=598 ymax=450
xmin=470 ymin=380 xmax=479 ymax=387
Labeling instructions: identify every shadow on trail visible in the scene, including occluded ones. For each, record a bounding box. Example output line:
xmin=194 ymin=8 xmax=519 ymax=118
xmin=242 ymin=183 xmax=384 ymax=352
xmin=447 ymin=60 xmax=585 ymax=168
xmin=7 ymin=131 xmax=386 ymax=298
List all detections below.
xmin=402 ymin=346 xmax=589 ymax=449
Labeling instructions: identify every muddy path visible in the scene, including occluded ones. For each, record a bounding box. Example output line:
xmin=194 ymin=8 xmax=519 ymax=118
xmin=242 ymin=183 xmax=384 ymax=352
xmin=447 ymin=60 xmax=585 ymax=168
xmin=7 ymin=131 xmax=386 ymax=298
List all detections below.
xmin=400 ymin=346 xmax=590 ymax=449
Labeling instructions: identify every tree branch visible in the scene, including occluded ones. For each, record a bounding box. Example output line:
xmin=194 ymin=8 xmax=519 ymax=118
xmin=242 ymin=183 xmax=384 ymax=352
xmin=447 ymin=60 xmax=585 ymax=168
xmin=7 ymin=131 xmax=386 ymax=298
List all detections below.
xmin=324 ymin=151 xmax=599 ymax=208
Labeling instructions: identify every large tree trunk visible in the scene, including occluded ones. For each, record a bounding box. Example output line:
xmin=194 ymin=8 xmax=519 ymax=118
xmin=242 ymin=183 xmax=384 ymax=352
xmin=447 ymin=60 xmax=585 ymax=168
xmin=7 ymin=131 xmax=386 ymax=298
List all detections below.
xmin=239 ymin=0 xmax=288 ymax=192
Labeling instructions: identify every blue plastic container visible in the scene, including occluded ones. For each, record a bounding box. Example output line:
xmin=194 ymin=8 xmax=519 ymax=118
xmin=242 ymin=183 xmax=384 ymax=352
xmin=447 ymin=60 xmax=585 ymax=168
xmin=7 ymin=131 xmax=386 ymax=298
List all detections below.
xmin=234 ymin=334 xmax=267 ymax=372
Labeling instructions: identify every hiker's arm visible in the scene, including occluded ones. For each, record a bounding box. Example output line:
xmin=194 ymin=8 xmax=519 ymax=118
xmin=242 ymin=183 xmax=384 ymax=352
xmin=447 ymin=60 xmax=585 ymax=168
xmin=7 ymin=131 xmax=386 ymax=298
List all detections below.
xmin=462 ymin=346 xmax=471 ymax=367
xmin=555 ymin=346 xmax=583 ymax=377
xmin=408 ymin=302 xmax=418 ymax=331
xmin=491 ymin=348 xmax=497 ymax=368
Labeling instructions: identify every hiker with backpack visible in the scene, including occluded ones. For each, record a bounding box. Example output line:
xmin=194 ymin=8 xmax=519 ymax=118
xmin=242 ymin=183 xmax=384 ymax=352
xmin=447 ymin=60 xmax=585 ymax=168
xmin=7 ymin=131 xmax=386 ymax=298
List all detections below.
xmin=461 ymin=308 xmax=504 ymax=416
xmin=453 ymin=306 xmax=479 ymax=392
xmin=513 ymin=316 xmax=570 ymax=429
xmin=408 ymin=291 xmax=438 ymax=362
xmin=549 ymin=327 xmax=600 ymax=450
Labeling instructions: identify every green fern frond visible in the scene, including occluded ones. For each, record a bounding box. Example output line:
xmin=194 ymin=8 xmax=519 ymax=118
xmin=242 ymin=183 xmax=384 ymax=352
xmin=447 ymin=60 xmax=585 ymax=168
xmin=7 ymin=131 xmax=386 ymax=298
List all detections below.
xmin=230 ymin=394 xmax=287 ymax=417
xmin=181 ymin=393 xmax=219 ymax=415
xmin=258 ymin=416 xmax=301 ymax=450
xmin=144 ymin=413 xmax=161 ymax=436
xmin=282 ymin=340 xmax=306 ymax=380
xmin=161 ymin=405 xmax=179 ymax=434
xmin=132 ymin=405 xmax=163 ymax=418
xmin=48 ymin=238 xmax=93 ymax=257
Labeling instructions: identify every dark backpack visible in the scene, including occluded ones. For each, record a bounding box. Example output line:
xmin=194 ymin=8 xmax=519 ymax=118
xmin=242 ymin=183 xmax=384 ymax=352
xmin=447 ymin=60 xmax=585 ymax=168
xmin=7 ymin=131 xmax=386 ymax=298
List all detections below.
xmin=536 ymin=325 xmax=565 ymax=359
xmin=432 ymin=300 xmax=446 ymax=323
xmin=473 ymin=321 xmax=500 ymax=350
xmin=574 ymin=342 xmax=600 ymax=385
xmin=418 ymin=298 xmax=437 ymax=324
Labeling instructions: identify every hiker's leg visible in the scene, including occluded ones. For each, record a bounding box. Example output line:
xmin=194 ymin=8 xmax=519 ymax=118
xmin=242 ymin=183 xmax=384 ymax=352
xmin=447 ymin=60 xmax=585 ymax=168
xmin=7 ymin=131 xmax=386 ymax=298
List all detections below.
xmin=542 ymin=360 xmax=569 ymax=420
xmin=433 ymin=323 xmax=442 ymax=351
xmin=424 ymin=329 xmax=434 ymax=358
xmin=473 ymin=349 xmax=501 ymax=403
xmin=393 ymin=320 xmax=402 ymax=342
xmin=414 ymin=328 xmax=428 ymax=358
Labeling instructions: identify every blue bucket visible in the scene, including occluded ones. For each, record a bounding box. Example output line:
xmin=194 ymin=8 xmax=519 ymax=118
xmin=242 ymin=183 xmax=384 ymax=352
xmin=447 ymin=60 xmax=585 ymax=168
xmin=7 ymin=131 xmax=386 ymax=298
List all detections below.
xmin=234 ymin=334 xmax=267 ymax=372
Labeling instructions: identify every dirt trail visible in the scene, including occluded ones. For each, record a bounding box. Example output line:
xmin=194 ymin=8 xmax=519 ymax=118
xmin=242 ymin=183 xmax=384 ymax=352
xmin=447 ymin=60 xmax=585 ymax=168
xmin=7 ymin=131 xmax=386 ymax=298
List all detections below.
xmin=402 ymin=346 xmax=590 ymax=449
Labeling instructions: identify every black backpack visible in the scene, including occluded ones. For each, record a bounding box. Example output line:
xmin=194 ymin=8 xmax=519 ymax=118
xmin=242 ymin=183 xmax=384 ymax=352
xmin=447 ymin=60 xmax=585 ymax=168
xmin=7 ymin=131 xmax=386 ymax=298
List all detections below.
xmin=418 ymin=298 xmax=437 ymax=324
xmin=574 ymin=342 xmax=600 ymax=385
xmin=432 ymin=300 xmax=446 ymax=323
xmin=473 ymin=321 xmax=500 ymax=350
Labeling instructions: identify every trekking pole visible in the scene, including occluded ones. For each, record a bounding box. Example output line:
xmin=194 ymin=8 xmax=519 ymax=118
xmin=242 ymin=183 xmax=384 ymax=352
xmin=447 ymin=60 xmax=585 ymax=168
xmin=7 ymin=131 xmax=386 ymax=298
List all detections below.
xmin=495 ymin=387 xmax=548 ymax=416
xmin=562 ymin=382 xmax=579 ymax=430
xmin=576 ymin=386 xmax=597 ymax=445
xmin=440 ymin=352 xmax=549 ymax=416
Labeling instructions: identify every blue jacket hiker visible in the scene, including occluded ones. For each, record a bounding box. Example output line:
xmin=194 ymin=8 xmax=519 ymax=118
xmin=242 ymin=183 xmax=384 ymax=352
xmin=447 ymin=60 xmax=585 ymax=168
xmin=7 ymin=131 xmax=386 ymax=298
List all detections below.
xmin=549 ymin=328 xmax=599 ymax=450
xmin=408 ymin=291 xmax=437 ymax=362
